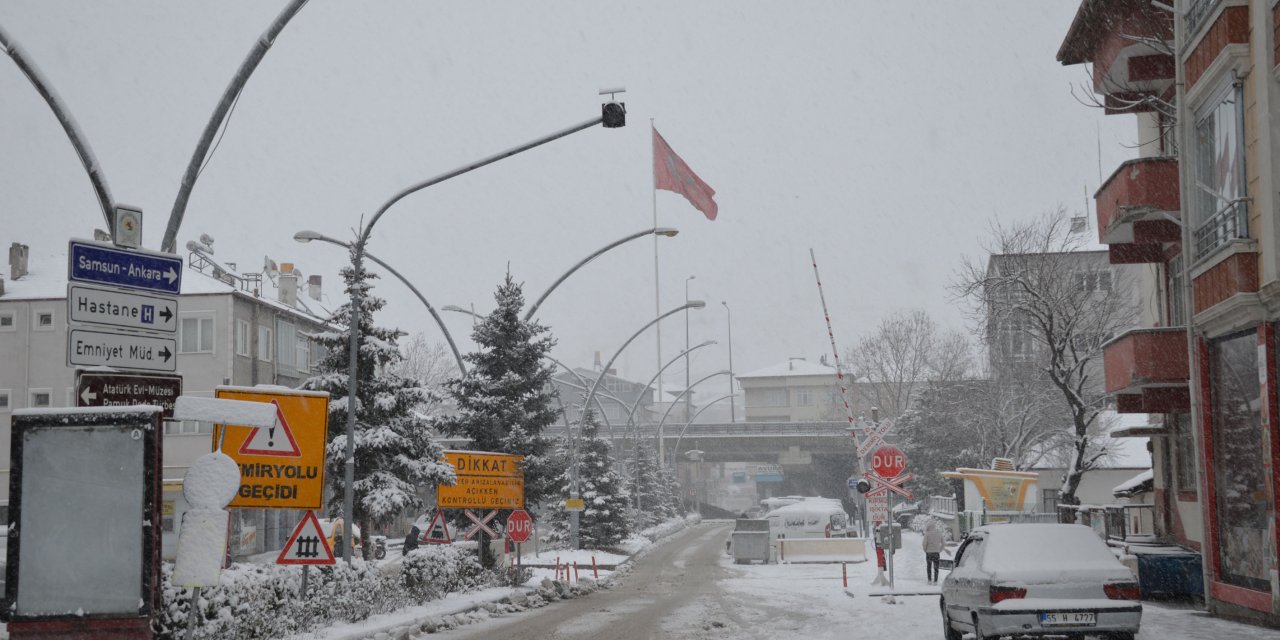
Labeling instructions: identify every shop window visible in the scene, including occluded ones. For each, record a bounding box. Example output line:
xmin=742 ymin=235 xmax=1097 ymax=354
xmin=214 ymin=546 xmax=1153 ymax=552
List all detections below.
xmin=1209 ymin=331 xmax=1271 ymax=591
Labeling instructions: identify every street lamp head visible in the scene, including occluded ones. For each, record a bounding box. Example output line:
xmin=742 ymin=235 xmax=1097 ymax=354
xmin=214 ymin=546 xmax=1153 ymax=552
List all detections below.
xmin=687 ymin=275 xmax=696 ymax=282
xmin=697 ymin=339 xmax=718 ymax=348
xmin=686 ymin=300 xmax=707 ymax=310
xmin=441 ymin=305 xmax=466 ymax=313
xmin=293 ymin=230 xmax=322 ymax=243
xmin=654 ymin=227 xmax=679 ymax=237
xmin=721 ymin=301 xmax=729 ymax=308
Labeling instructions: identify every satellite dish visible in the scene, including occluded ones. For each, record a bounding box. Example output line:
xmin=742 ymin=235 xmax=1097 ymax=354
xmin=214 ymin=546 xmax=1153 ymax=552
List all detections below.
xmin=264 ymin=256 xmax=279 ymax=277
xmin=200 ymin=233 xmax=215 ymax=246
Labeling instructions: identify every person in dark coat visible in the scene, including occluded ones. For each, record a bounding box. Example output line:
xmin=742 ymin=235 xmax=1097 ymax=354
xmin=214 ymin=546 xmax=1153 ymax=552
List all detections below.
xmin=403 ymin=525 xmax=421 ymax=555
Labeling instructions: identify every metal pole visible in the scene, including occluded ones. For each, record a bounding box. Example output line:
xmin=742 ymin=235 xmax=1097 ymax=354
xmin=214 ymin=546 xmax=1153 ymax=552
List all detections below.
xmin=887 ymin=491 xmax=896 ymax=589
xmin=163 ymin=0 xmax=309 ymax=252
xmin=342 ymin=241 xmax=362 ymax=563
xmin=300 ymin=233 xmax=467 ymax=375
xmin=722 ymin=302 xmax=734 ymax=423
xmin=525 ymin=227 xmax=676 ymax=321
xmin=337 ymin=109 xmax=619 ymax=561
xmin=684 ymin=276 xmax=694 ymax=424
xmin=185 ymin=586 xmax=201 ymax=640
xmin=300 ymin=565 xmax=310 ymax=598
xmin=0 ymin=23 xmax=115 ymax=233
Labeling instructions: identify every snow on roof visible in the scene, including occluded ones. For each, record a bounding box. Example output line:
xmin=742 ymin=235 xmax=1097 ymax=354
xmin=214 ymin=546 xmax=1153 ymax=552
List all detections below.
xmin=737 ymin=359 xmax=836 ymax=378
xmin=1112 ymin=469 xmax=1154 ymax=497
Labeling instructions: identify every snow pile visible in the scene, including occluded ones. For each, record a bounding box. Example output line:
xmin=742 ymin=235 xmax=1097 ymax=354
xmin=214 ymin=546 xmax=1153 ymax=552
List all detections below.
xmin=154 ymin=545 xmax=491 ymax=639
xmin=637 ymin=512 xmax=702 ymax=544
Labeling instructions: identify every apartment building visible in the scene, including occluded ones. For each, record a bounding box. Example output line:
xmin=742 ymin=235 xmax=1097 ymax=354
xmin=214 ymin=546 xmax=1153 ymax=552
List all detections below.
xmin=1060 ymin=0 xmax=1280 ymax=623
xmin=0 ymin=238 xmax=334 ymax=559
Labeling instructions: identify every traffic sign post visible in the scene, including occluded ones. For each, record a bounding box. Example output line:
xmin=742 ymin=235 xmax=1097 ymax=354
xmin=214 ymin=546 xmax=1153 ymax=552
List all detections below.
xmin=870 ymin=445 xmax=906 ymax=478
xmin=76 ymin=371 xmax=183 ymax=418
xmin=506 ymin=510 xmax=533 ymax=544
xmin=437 ymin=451 xmax=525 ymax=510
xmin=67 ymin=283 xmax=177 ymax=333
xmin=866 ymin=445 xmax=910 ymax=590
xmin=68 ymin=239 xmax=183 ymax=295
xmin=211 ymin=387 xmax=330 ymax=510
xmin=67 ymin=327 xmax=176 ymax=372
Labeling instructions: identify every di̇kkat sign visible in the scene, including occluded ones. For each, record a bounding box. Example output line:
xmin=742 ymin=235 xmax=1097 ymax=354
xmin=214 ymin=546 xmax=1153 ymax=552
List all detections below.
xmin=437 ymin=451 xmax=524 ymax=510
xmin=212 ymin=386 xmax=329 ymax=510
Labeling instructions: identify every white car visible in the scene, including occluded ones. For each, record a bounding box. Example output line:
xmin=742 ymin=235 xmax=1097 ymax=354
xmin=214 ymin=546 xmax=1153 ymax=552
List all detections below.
xmin=940 ymin=523 xmax=1142 ymax=640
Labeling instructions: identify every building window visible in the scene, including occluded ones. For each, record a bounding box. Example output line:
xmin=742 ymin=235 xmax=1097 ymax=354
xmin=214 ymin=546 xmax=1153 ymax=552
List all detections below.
xmin=0 ymin=389 xmax=10 ymax=411
xmin=761 ymin=389 xmax=788 ymax=407
xmin=277 ymin=320 xmax=297 ymax=368
xmin=1172 ymin=414 xmax=1197 ymax=493
xmin=1074 ymin=270 xmax=1112 ymax=292
xmin=795 ymin=389 xmax=814 ymax=406
xmin=29 ymin=388 xmax=52 ymax=408
xmin=1209 ymin=331 xmax=1269 ymax=591
xmin=296 ymin=338 xmax=310 ymax=374
xmin=32 ymin=308 xmax=54 ymax=331
xmin=1042 ymin=489 xmax=1060 ymax=514
xmin=235 ymin=319 xmax=251 ymax=357
xmin=0 ymin=311 xmax=14 ymax=331
xmin=1192 ymin=82 xmax=1247 ymax=259
xmin=180 ymin=314 xmax=215 ymax=354
xmin=257 ymin=325 xmax=273 ymax=362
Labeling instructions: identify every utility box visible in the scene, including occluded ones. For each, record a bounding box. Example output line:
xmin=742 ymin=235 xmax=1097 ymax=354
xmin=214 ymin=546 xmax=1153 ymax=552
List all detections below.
xmin=732 ymin=531 xmax=770 ymax=564
xmin=875 ymin=523 xmax=902 ymax=550
xmin=731 ymin=519 xmax=771 ymax=564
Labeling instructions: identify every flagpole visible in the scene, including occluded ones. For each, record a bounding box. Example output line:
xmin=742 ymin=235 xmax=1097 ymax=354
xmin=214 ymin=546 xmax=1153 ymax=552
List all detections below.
xmin=652 ymin=119 xmax=666 ymax=467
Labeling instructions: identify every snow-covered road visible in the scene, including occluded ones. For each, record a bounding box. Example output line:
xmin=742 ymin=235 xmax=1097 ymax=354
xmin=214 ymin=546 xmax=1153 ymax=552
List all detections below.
xmin=406 ymin=522 xmax=1279 ymax=639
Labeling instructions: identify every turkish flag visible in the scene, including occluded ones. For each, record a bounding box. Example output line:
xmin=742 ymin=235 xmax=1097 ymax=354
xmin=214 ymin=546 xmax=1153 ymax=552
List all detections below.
xmin=653 ymin=128 xmax=718 ymax=221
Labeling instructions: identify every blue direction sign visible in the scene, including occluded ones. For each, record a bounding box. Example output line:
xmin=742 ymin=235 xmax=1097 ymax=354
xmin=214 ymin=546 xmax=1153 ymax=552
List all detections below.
xmin=68 ymin=239 xmax=182 ymax=295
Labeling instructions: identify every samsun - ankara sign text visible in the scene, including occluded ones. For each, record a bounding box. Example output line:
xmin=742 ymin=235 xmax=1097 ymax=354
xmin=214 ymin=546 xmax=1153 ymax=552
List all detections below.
xmin=437 ymin=451 xmax=524 ymax=510
xmin=212 ymin=386 xmax=329 ymax=509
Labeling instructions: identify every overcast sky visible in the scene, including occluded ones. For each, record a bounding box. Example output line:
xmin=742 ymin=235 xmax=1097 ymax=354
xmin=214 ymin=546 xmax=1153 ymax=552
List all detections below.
xmin=0 ymin=2 xmax=1133 ymax=388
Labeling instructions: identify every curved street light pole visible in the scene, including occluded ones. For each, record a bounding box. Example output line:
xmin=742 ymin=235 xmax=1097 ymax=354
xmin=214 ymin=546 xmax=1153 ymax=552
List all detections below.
xmin=582 ymin=301 xmax=706 ymax=437
xmin=623 ymin=340 xmax=717 ymax=436
xmin=652 ymin=370 xmax=732 ymax=458
xmin=162 ymin=0 xmax=310 ymax=253
xmin=524 ymin=227 xmax=678 ymax=321
xmin=722 ymin=301 xmax=735 ymax=423
xmin=334 ymin=106 xmax=624 ymax=562
xmin=294 ymin=230 xmax=466 ymax=376
xmin=669 ymin=393 xmax=736 ymax=467
xmin=0 ymin=23 xmax=115 ymax=232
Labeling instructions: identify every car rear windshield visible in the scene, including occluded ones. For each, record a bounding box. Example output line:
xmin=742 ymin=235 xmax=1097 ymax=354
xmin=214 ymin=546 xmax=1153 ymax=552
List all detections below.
xmin=981 ymin=524 xmax=1119 ymax=576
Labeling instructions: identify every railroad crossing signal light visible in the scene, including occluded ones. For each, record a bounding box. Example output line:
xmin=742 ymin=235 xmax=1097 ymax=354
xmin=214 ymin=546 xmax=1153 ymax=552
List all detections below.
xmin=855 ymin=478 xmax=872 ymax=494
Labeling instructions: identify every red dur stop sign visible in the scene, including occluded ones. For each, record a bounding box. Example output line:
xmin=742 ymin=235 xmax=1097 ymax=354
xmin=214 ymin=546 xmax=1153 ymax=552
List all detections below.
xmin=870 ymin=446 xmax=906 ymax=478
xmin=506 ymin=509 xmax=533 ymax=543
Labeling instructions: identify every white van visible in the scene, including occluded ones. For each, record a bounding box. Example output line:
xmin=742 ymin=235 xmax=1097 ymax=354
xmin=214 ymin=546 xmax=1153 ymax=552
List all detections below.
xmin=765 ymin=500 xmax=851 ymax=540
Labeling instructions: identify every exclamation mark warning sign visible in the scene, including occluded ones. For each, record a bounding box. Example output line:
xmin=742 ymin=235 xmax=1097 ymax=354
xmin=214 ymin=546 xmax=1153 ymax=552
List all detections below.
xmin=238 ymin=399 xmax=302 ymax=457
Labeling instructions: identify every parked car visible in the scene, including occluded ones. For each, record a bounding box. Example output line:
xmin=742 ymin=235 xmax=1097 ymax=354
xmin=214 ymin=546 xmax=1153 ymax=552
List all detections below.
xmin=940 ymin=523 xmax=1142 ymax=640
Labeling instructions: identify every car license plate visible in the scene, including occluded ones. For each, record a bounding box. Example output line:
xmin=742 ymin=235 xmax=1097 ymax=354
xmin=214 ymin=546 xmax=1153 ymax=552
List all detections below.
xmin=1040 ymin=612 xmax=1096 ymax=626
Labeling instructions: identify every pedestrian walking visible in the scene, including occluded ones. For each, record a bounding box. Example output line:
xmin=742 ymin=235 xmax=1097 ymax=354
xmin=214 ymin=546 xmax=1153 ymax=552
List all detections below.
xmin=923 ymin=521 xmax=944 ymax=584
xmin=403 ymin=525 xmax=421 ymax=556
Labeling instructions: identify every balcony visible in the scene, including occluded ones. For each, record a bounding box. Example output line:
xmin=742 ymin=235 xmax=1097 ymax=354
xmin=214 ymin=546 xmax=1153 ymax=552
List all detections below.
xmin=1095 ymin=157 xmax=1181 ymax=263
xmin=1104 ymin=327 xmax=1190 ymax=413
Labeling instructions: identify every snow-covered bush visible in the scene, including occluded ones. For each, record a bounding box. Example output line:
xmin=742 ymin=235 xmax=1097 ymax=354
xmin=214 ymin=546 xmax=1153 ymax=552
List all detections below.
xmin=639 ymin=513 xmax=701 ymax=542
xmin=153 ymin=547 xmax=492 ymax=639
xmin=401 ymin=545 xmax=486 ymax=600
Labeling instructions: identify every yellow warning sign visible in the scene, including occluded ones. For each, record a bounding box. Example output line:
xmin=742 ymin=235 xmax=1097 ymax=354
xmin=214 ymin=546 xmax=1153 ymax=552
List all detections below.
xmin=564 ymin=498 xmax=585 ymax=511
xmin=212 ymin=386 xmax=329 ymax=510
xmin=437 ymin=451 xmax=524 ymax=509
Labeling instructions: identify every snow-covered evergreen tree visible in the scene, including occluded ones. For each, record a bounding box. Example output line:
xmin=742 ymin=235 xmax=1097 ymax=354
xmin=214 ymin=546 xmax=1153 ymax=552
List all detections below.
xmin=549 ymin=407 xmax=631 ymax=548
xmin=628 ymin=441 xmax=676 ymax=527
xmin=437 ymin=274 xmax=561 ymax=505
xmin=303 ymin=246 xmax=456 ymax=559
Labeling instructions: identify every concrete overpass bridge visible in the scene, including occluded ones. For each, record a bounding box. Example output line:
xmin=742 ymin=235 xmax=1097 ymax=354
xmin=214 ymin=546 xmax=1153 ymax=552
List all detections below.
xmin=439 ymin=421 xmax=870 ymax=513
